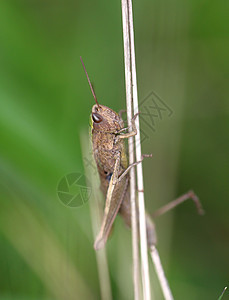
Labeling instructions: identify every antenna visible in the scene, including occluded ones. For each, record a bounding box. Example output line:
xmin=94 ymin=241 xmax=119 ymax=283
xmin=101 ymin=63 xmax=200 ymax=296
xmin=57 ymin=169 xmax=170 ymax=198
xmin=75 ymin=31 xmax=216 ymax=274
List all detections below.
xmin=80 ymin=56 xmax=100 ymax=108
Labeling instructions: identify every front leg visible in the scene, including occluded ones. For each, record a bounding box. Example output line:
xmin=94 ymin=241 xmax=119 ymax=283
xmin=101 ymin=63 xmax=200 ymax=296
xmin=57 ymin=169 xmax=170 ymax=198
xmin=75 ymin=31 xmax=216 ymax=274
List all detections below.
xmin=116 ymin=112 xmax=139 ymax=139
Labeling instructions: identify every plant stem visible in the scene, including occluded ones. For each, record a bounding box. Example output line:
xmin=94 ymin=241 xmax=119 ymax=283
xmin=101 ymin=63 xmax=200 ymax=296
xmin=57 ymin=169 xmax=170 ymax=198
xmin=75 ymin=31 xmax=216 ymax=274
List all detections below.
xmin=121 ymin=1 xmax=175 ymax=300
xmin=150 ymin=246 xmax=174 ymax=300
xmin=121 ymin=0 xmax=150 ymax=299
xmin=127 ymin=2 xmax=152 ymax=300
xmin=121 ymin=0 xmax=140 ymax=299
xmin=81 ymin=132 xmax=112 ymax=300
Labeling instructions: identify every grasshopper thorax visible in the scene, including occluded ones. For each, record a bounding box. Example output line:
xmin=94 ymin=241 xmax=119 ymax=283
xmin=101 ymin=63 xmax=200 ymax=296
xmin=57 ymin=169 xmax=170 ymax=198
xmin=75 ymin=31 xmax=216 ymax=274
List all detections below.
xmin=91 ymin=104 xmax=124 ymax=133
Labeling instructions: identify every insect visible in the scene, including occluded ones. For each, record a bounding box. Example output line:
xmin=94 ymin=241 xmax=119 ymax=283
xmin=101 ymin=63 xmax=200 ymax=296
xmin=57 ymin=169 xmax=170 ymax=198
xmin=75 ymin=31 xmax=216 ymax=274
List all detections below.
xmin=80 ymin=57 xmax=156 ymax=250
xmin=80 ymin=57 xmax=204 ymax=251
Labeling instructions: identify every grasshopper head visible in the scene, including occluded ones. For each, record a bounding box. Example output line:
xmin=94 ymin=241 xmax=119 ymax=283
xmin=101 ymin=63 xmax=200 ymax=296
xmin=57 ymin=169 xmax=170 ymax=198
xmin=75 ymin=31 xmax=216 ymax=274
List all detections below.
xmin=80 ymin=57 xmax=124 ymax=133
xmin=91 ymin=104 xmax=124 ymax=133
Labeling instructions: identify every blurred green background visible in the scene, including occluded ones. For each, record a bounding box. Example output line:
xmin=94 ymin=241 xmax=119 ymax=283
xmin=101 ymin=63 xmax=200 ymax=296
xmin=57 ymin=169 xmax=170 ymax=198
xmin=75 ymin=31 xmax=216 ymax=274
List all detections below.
xmin=0 ymin=0 xmax=228 ymax=299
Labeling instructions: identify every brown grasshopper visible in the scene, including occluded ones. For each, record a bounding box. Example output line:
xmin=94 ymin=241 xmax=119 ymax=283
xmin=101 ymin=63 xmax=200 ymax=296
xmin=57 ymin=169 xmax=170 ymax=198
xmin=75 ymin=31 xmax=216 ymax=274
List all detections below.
xmin=80 ymin=57 xmax=204 ymax=251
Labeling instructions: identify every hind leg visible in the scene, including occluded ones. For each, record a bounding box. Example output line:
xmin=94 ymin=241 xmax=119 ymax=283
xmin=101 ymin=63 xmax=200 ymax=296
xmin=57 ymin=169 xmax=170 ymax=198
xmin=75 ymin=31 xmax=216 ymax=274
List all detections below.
xmin=152 ymin=190 xmax=204 ymax=218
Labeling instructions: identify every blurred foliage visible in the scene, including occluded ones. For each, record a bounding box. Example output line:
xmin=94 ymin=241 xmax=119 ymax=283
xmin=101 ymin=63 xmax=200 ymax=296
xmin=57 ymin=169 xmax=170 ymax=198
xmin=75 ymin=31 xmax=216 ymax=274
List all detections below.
xmin=0 ymin=0 xmax=228 ymax=299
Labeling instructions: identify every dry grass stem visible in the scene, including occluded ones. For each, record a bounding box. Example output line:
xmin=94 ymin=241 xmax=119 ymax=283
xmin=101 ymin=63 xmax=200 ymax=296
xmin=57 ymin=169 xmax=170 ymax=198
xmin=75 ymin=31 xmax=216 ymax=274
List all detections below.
xmin=121 ymin=1 xmax=175 ymax=299
xmin=127 ymin=1 xmax=152 ymax=300
xmin=121 ymin=0 xmax=141 ymax=298
xmin=121 ymin=0 xmax=151 ymax=299
xmin=150 ymin=246 xmax=174 ymax=300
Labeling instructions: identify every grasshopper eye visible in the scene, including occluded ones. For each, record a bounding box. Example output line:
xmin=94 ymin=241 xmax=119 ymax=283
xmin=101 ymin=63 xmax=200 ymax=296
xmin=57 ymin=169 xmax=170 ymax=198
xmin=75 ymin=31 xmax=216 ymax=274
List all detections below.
xmin=92 ymin=113 xmax=103 ymax=123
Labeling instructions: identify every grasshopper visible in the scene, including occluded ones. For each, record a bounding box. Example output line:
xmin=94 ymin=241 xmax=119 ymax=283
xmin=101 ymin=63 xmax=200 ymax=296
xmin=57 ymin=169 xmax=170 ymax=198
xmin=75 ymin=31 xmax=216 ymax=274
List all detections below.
xmin=80 ymin=57 xmax=204 ymax=251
